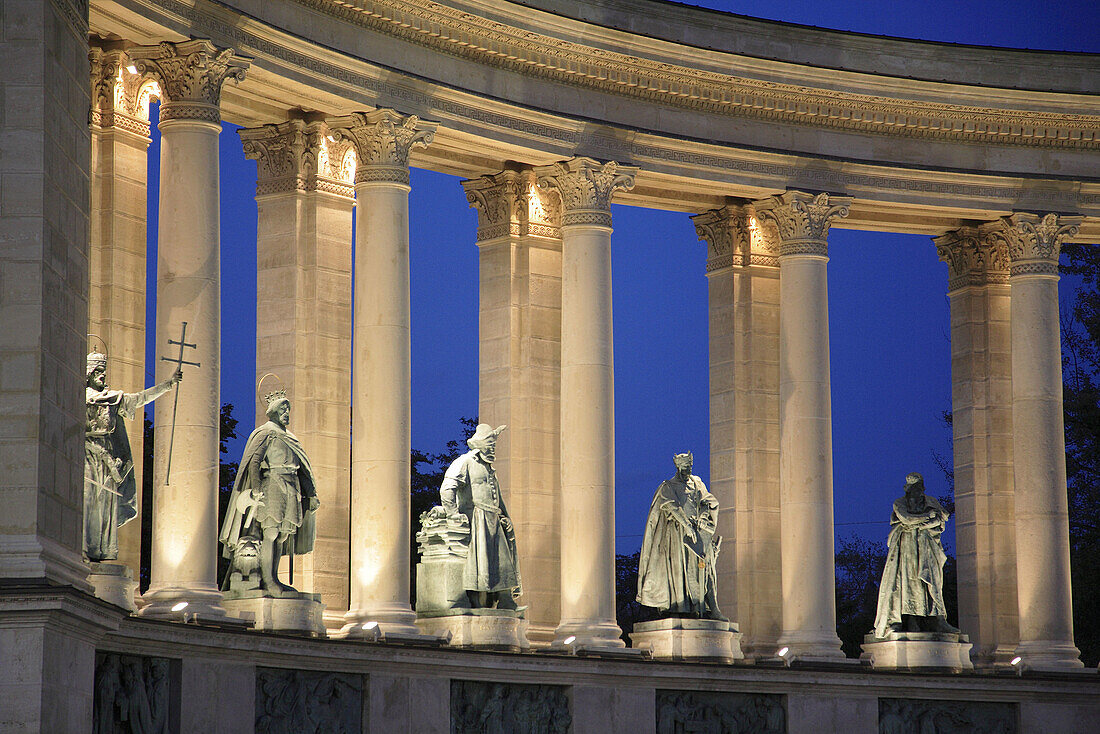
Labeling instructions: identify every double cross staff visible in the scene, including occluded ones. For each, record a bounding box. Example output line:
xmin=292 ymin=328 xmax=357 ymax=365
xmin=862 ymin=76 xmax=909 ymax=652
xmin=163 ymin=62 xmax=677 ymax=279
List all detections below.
xmin=161 ymin=322 xmax=201 ymax=485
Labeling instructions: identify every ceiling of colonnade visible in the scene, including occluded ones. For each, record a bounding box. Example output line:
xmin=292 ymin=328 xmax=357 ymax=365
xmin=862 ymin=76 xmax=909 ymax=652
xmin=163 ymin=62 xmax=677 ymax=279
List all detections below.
xmin=92 ymin=0 xmax=1100 ymax=234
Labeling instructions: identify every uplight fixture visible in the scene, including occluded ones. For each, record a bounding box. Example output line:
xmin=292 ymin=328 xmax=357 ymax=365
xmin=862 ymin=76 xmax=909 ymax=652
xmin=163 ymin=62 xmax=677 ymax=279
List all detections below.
xmin=170 ymin=602 xmax=188 ymax=612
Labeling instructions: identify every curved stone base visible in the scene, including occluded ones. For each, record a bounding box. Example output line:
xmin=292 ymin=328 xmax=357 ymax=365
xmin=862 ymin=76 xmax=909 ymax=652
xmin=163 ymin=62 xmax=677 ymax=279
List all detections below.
xmin=551 ymin=619 xmax=626 ymax=649
xmin=138 ymin=584 xmax=229 ymax=622
xmin=224 ymin=594 xmax=326 ymax=637
xmin=630 ymin=618 xmax=743 ymax=663
xmin=87 ymin=561 xmax=137 ymax=613
xmin=416 ymin=610 xmax=528 ymax=651
xmin=861 ymin=632 xmax=974 ymax=672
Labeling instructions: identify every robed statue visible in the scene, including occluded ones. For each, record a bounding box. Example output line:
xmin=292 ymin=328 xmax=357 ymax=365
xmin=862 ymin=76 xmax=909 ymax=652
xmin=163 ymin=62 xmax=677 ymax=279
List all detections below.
xmin=219 ymin=386 xmax=319 ymax=598
xmin=637 ymin=453 xmax=723 ymax=618
xmin=439 ymin=423 xmax=521 ymax=608
xmin=872 ymin=472 xmax=959 ymax=638
xmin=85 ymin=351 xmax=180 ymax=562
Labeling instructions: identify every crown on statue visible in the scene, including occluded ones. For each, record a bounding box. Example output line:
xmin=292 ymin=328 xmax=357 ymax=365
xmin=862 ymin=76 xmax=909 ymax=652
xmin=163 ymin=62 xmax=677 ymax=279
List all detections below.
xmin=263 ymin=388 xmax=288 ymax=407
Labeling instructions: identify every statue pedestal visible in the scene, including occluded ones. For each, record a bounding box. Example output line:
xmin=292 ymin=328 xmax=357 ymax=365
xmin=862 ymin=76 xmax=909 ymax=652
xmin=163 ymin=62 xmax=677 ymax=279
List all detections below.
xmin=223 ymin=594 xmax=326 ymax=637
xmin=87 ymin=561 xmax=137 ymax=613
xmin=861 ymin=632 xmax=973 ymax=671
xmin=416 ymin=609 xmax=528 ymax=651
xmin=630 ymin=618 xmax=743 ymax=663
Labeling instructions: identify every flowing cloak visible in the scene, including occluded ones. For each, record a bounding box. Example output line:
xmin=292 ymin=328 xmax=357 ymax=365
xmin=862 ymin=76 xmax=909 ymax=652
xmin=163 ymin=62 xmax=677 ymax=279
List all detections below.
xmin=219 ymin=421 xmax=318 ymax=559
xmin=85 ymin=387 xmax=141 ymax=560
xmin=636 ymin=474 xmax=721 ymax=614
xmin=440 ymin=450 xmax=521 ymax=593
xmin=872 ymin=493 xmax=949 ymax=638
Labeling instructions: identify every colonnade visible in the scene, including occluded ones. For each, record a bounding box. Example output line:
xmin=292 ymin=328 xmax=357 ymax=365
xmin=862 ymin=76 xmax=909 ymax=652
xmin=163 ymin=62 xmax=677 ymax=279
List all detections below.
xmin=86 ymin=37 xmax=1084 ymax=668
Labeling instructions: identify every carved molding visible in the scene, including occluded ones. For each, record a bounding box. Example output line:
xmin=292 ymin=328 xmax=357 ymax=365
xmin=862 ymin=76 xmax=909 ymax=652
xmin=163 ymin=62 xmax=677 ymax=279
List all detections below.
xmin=693 ymin=203 xmax=779 ymax=273
xmin=327 ymin=109 xmax=436 ymax=185
xmin=752 ymin=190 xmax=852 ymax=256
xmin=934 ymin=226 xmax=1010 ymax=291
xmin=534 ymin=158 xmax=637 ymax=229
xmin=239 ymin=118 xmax=356 ymax=198
xmin=288 ymin=0 xmax=1099 ymax=151
xmin=127 ymin=39 xmax=249 ymax=122
xmin=89 ymin=44 xmax=157 ymax=138
xmin=462 ymin=167 xmax=561 ymax=242
xmin=984 ymin=212 xmax=1084 ymax=277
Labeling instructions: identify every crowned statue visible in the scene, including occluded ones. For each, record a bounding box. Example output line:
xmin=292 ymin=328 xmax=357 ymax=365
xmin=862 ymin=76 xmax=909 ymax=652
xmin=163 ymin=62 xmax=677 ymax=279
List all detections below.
xmin=219 ymin=377 xmax=319 ymax=599
xmin=84 ymin=346 xmax=181 ymax=562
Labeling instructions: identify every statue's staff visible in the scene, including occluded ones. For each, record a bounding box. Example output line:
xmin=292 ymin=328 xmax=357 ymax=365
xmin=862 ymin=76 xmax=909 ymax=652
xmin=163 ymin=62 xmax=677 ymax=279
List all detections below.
xmin=160 ymin=322 xmax=201 ymax=485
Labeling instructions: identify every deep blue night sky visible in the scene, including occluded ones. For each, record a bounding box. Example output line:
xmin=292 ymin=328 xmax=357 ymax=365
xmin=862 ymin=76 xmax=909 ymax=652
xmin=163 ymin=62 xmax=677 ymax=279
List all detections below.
xmin=143 ymin=0 xmax=1099 ymax=556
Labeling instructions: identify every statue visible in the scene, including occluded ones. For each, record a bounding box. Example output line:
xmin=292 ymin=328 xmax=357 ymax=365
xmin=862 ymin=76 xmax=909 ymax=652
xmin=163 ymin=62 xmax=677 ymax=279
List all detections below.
xmin=437 ymin=423 xmax=521 ymax=608
xmin=84 ymin=350 xmax=180 ymax=562
xmin=637 ymin=452 xmax=723 ymax=619
xmin=872 ymin=472 xmax=959 ymax=638
xmin=219 ymin=384 xmax=319 ymax=598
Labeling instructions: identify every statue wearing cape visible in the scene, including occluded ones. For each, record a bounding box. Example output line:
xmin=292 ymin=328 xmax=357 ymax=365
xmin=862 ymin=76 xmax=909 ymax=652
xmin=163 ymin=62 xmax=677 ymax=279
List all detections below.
xmin=85 ymin=388 xmax=142 ymax=561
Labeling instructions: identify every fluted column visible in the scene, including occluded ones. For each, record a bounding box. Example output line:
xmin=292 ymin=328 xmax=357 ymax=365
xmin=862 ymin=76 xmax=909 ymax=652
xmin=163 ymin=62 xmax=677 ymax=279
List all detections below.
xmin=994 ymin=213 xmax=1084 ymax=670
xmin=329 ymin=110 xmax=435 ymax=636
xmin=934 ymin=226 xmax=1018 ymax=666
xmin=128 ymin=40 xmax=249 ymax=619
xmin=463 ymin=166 xmax=563 ymax=644
xmin=693 ymin=203 xmax=781 ymax=658
xmin=240 ymin=116 xmax=356 ymax=630
xmin=754 ymin=191 xmax=851 ymax=661
xmin=534 ymin=157 xmax=637 ymax=648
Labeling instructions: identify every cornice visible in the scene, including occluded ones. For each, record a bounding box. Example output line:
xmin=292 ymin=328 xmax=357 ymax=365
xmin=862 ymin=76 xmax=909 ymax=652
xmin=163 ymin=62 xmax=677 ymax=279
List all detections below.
xmin=289 ymin=0 xmax=1099 ymax=150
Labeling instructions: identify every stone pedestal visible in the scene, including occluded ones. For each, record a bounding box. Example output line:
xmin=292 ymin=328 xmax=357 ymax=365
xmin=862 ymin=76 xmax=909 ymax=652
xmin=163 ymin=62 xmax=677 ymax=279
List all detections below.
xmin=87 ymin=561 xmax=137 ymax=613
xmin=630 ymin=618 xmax=743 ymax=663
xmin=223 ymin=594 xmax=326 ymax=636
xmin=417 ymin=609 xmax=527 ymax=651
xmin=861 ymin=632 xmax=974 ymax=672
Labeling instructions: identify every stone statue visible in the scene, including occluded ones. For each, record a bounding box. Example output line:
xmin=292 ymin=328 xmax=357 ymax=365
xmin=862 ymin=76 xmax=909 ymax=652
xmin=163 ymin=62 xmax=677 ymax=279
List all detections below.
xmin=438 ymin=423 xmax=521 ymax=609
xmin=637 ymin=452 xmax=723 ymax=618
xmin=219 ymin=388 xmax=319 ymax=598
xmin=85 ymin=351 xmax=180 ymax=562
xmin=872 ymin=472 xmax=959 ymax=638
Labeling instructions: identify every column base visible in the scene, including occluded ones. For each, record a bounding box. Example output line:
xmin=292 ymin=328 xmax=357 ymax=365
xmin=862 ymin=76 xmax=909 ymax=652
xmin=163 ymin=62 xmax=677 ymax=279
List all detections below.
xmin=340 ymin=603 xmax=419 ymax=638
xmin=138 ymin=584 xmax=229 ymax=622
xmin=551 ymin=618 xmax=625 ymax=649
xmin=775 ymin=630 xmax=850 ymax=664
xmin=1014 ymin=640 xmax=1085 ymax=672
xmin=86 ymin=561 xmax=137 ymax=613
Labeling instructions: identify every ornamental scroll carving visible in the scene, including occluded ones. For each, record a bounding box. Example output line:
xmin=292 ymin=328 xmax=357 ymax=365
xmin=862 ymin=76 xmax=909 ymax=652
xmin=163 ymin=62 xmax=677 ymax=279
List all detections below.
xmin=693 ymin=204 xmax=779 ymax=272
xmin=534 ymin=157 xmax=637 ymax=227
xmin=93 ymin=652 xmax=171 ymax=734
xmin=451 ymin=680 xmax=571 ymax=734
xmin=328 ymin=109 xmax=436 ymax=185
xmin=982 ymin=212 xmax=1083 ymax=277
xmin=239 ymin=119 xmax=356 ymax=198
xmin=462 ymin=167 xmax=561 ymax=241
xmin=255 ymin=668 xmax=363 ymax=734
xmin=655 ymin=689 xmax=785 ymax=733
xmin=127 ymin=40 xmax=249 ymax=123
xmin=89 ymin=45 xmax=160 ymax=137
xmin=934 ymin=226 xmax=1010 ymax=291
xmin=752 ymin=191 xmax=852 ymax=256
xmin=878 ymin=698 xmax=1017 ymax=734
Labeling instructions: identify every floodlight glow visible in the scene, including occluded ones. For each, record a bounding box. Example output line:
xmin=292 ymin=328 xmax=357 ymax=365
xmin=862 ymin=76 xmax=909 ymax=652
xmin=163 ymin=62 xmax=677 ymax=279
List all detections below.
xmin=327 ymin=135 xmax=338 ymax=142
xmin=563 ymin=635 xmax=577 ymax=645
xmin=171 ymin=602 xmax=188 ymax=612
xmin=126 ymin=65 xmax=139 ymax=74
xmin=362 ymin=621 xmax=379 ymax=630
xmin=1010 ymin=656 xmax=1022 ymax=666
xmin=777 ymin=646 xmax=790 ymax=657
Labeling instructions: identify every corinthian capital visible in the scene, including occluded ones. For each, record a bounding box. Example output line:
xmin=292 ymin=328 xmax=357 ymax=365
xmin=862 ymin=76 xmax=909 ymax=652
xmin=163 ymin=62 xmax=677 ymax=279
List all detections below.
xmin=327 ymin=109 xmax=436 ymax=186
xmin=934 ymin=226 xmax=1010 ymax=291
xmin=692 ymin=203 xmax=779 ymax=273
xmin=89 ymin=43 xmax=160 ymax=137
xmin=751 ymin=191 xmax=852 ymax=256
xmin=985 ymin=212 xmax=1083 ymax=277
xmin=461 ymin=166 xmax=561 ymax=242
xmin=534 ymin=157 xmax=637 ymax=228
xmin=239 ymin=118 xmax=356 ymax=198
xmin=127 ymin=40 xmax=250 ymax=123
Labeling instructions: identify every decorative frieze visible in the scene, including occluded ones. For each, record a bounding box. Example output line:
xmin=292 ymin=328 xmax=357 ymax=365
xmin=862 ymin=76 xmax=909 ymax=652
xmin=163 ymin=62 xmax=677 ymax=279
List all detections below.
xmin=534 ymin=157 xmax=637 ymax=228
xmin=92 ymin=652 xmax=171 ymax=734
xmin=693 ymin=203 xmax=779 ymax=272
xmin=879 ymin=698 xmax=1017 ymax=733
xmin=451 ymin=681 xmax=570 ymax=734
xmin=751 ymin=191 xmax=852 ymax=257
xmin=255 ymin=668 xmax=363 ymax=732
xmin=127 ymin=40 xmax=249 ymax=123
xmin=239 ymin=118 xmax=356 ymax=198
xmin=656 ymin=690 xmax=785 ymax=732
xmin=89 ymin=44 xmax=159 ymax=138
xmin=934 ymin=226 xmax=1010 ymax=291
xmin=462 ymin=167 xmax=561 ymax=241
xmin=985 ymin=212 xmax=1083 ymax=277
xmin=327 ymin=109 xmax=436 ymax=186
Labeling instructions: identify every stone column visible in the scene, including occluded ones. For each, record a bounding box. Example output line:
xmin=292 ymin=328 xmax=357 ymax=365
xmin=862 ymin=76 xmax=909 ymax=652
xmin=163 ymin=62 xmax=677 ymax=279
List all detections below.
xmin=934 ymin=226 xmax=1018 ymax=666
xmin=128 ymin=40 xmax=249 ymax=619
xmin=534 ymin=157 xmax=637 ymax=648
xmin=994 ymin=213 xmax=1084 ymax=670
xmin=240 ymin=116 xmax=356 ymax=630
xmin=753 ymin=191 xmax=851 ymax=661
xmin=328 ymin=110 xmax=436 ymax=636
xmin=88 ymin=42 xmax=159 ymax=580
xmin=693 ymin=203 xmax=782 ymax=658
xmin=463 ymin=166 xmax=564 ymax=644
